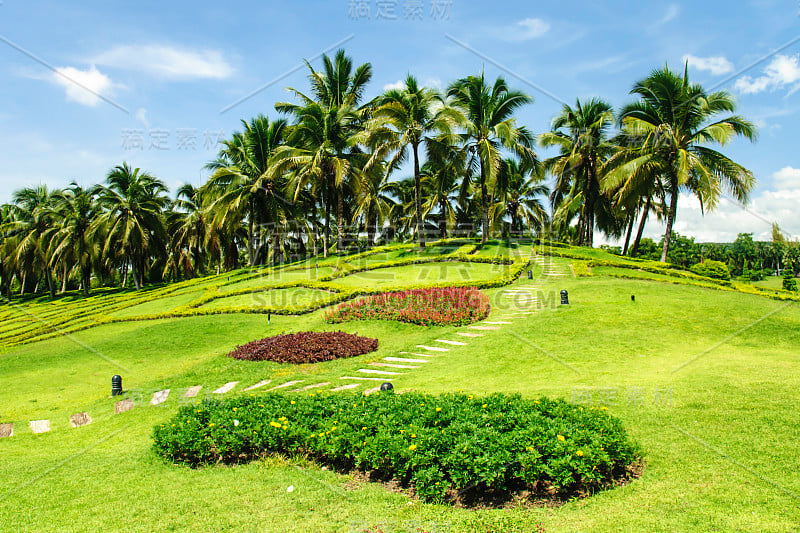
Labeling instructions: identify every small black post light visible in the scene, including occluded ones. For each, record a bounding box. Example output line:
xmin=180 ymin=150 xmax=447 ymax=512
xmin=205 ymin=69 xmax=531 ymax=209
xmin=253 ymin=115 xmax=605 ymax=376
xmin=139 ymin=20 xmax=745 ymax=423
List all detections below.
xmin=267 ymin=312 xmax=271 ymax=325
xmin=111 ymin=375 xmax=123 ymax=396
xmin=380 ymin=382 xmax=394 ymax=392
xmin=527 ymin=270 xmax=533 ymax=280
xmin=631 ymin=295 xmax=636 ymax=303
xmin=560 ymin=290 xmax=569 ymax=305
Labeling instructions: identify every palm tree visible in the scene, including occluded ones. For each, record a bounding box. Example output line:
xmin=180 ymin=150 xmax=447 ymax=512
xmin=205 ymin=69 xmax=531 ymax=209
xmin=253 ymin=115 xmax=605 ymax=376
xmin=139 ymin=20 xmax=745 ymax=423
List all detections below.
xmin=420 ymin=142 xmax=469 ymax=239
xmin=491 ymin=158 xmax=549 ymax=237
xmin=367 ymin=75 xmax=458 ymax=249
xmin=165 ymin=184 xmax=208 ymax=280
xmin=614 ymin=65 xmax=757 ymax=261
xmin=2 ymin=186 xmax=58 ymax=297
xmin=205 ymin=115 xmax=289 ymax=266
xmin=48 ymin=183 xmax=99 ymax=296
xmin=95 ymin=163 xmax=169 ymax=290
xmin=352 ymin=161 xmax=394 ymax=247
xmin=275 ymin=49 xmax=373 ymax=256
xmin=540 ymin=98 xmax=616 ymax=247
xmin=447 ymin=73 xmax=536 ymax=243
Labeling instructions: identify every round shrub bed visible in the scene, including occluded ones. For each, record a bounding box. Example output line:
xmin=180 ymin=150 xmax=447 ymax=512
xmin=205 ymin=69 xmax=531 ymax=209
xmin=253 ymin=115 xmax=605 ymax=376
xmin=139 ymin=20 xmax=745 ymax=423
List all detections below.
xmin=324 ymin=287 xmax=490 ymax=326
xmin=153 ymin=392 xmax=641 ymax=505
xmin=227 ymin=331 xmax=378 ymax=363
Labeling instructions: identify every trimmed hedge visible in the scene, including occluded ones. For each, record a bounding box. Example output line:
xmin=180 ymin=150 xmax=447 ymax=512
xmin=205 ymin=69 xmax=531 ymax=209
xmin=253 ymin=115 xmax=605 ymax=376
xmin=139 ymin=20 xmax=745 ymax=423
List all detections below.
xmin=153 ymin=392 xmax=641 ymax=504
xmin=690 ymin=260 xmax=731 ymax=281
xmin=324 ymin=287 xmax=490 ymax=326
xmin=227 ymin=331 xmax=378 ymax=363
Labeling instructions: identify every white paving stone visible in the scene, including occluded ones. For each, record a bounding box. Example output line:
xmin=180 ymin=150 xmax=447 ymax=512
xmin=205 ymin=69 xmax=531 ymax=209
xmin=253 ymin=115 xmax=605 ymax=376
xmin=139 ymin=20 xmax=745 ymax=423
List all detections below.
xmin=183 ymin=385 xmax=202 ymax=398
xmin=341 ymin=376 xmax=385 ymax=381
xmin=290 ymin=382 xmax=330 ymax=392
xmin=151 ymin=389 xmax=170 ymax=405
xmin=456 ymin=332 xmax=484 ymax=337
xmin=484 ymin=321 xmax=512 ymax=325
xmin=330 ymin=383 xmax=360 ymax=391
xmin=363 ymin=386 xmax=382 ymax=395
xmin=357 ymin=369 xmax=402 ymax=375
xmin=469 ymin=325 xmax=500 ymax=330
xmin=435 ymin=339 xmax=466 ymax=346
xmin=370 ymin=362 xmax=419 ymax=369
xmin=0 ymin=423 xmax=13 ymax=438
xmin=267 ymin=380 xmax=303 ymax=391
xmin=69 ymin=413 xmax=92 ymax=428
xmin=213 ymin=382 xmax=239 ymax=394
xmin=416 ymin=345 xmax=449 ymax=352
xmin=384 ymin=357 xmax=429 ymax=363
xmin=243 ymin=380 xmax=272 ymax=391
xmin=30 ymin=420 xmax=50 ymax=434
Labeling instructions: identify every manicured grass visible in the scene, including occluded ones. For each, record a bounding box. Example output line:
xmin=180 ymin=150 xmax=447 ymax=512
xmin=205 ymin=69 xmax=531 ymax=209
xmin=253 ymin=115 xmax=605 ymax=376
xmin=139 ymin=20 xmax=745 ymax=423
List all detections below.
xmin=1 ymin=242 xmax=799 ymax=531
xmin=333 ymin=261 xmax=508 ymax=289
xmin=218 ymin=268 xmax=336 ymax=293
xmin=201 ymin=287 xmax=334 ymax=310
xmin=108 ymin=289 xmax=206 ymax=317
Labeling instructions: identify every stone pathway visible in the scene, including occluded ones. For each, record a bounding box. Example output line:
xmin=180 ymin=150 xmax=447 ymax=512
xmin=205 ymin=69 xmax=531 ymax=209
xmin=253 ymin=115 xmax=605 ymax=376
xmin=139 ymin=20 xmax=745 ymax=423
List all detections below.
xmin=183 ymin=385 xmax=202 ymax=398
xmin=243 ymin=380 xmax=271 ymax=391
xmin=213 ymin=382 xmax=239 ymax=394
xmin=267 ymin=380 xmax=303 ymax=391
xmin=151 ymin=390 xmax=170 ymax=405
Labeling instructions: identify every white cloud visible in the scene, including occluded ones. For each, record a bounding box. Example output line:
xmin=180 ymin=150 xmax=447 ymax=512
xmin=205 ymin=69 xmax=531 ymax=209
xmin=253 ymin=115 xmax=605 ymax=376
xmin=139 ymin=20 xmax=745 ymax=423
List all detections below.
xmin=735 ymin=54 xmax=800 ymax=94
xmin=683 ymin=54 xmax=734 ymax=76
xmin=93 ymin=44 xmax=234 ymax=80
xmin=772 ymin=166 xmax=800 ymax=189
xmin=498 ymin=18 xmax=550 ymax=42
xmin=383 ymin=80 xmax=404 ymax=91
xmin=659 ymin=4 xmax=680 ymax=25
xmin=52 ymin=65 xmax=114 ymax=107
xmin=135 ymin=107 xmax=149 ymax=128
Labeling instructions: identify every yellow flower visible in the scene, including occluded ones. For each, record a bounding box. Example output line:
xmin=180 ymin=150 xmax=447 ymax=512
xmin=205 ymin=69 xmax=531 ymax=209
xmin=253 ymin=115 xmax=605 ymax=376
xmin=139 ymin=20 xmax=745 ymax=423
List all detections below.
xmin=209 ymin=423 xmax=215 ymax=427
xmin=232 ymin=408 xmax=237 ymax=412
xmin=282 ymin=425 xmax=288 ymax=430
xmin=468 ymin=395 xmax=474 ymax=400
xmin=290 ymin=400 xmax=295 ymax=404
xmin=526 ymin=446 xmax=535 ymax=452
xmin=557 ymin=434 xmax=565 ymax=441
xmin=408 ymin=444 xmax=417 ymax=451
xmin=310 ymin=434 xmax=316 ymax=438
xmin=269 ymin=421 xmax=281 ymax=428
xmin=600 ymin=406 xmax=608 ymax=411
xmin=482 ymin=404 xmax=488 ymax=408
xmin=362 ymin=441 xmax=367 ymax=446
xmin=576 ymin=450 xmax=584 ymax=457
xmin=436 ymin=407 xmax=441 ymax=412
xmin=362 ymin=427 xmax=368 ymax=431
xmin=411 ymin=434 xmax=416 ymax=438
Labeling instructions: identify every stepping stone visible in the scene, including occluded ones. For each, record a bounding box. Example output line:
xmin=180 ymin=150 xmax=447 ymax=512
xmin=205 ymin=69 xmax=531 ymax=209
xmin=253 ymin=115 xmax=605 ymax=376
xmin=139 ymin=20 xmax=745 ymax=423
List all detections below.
xmin=416 ymin=345 xmax=449 ymax=352
xmin=484 ymin=321 xmax=511 ymax=325
xmin=330 ymin=383 xmax=360 ymax=392
xmin=456 ymin=332 xmax=484 ymax=337
xmin=151 ymin=389 xmax=170 ymax=405
xmin=290 ymin=382 xmax=331 ymax=392
xmin=267 ymin=380 xmax=303 ymax=391
xmin=370 ymin=362 xmax=419 ymax=369
xmin=183 ymin=385 xmax=202 ymax=398
xmin=341 ymin=376 xmax=385 ymax=381
xmin=469 ymin=326 xmax=500 ymax=331
xmin=384 ymin=357 xmax=429 ymax=363
xmin=357 ymin=369 xmax=401 ymax=375
xmin=30 ymin=420 xmax=50 ymax=434
xmin=0 ymin=423 xmax=13 ymax=438
xmin=243 ymin=380 xmax=272 ymax=391
xmin=115 ymin=399 xmax=134 ymax=414
xmin=69 ymin=413 xmax=92 ymax=428
xmin=435 ymin=339 xmax=466 ymax=346
xmin=364 ymin=387 xmax=381 ymax=395
xmin=399 ymin=351 xmax=437 ymax=357
xmin=213 ymin=382 xmax=239 ymax=394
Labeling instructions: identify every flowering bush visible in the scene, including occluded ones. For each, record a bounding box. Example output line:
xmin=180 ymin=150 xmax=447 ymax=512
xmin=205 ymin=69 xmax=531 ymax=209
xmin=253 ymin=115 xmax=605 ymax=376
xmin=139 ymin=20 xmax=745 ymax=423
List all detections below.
xmin=324 ymin=287 xmax=490 ymax=326
xmin=153 ymin=392 xmax=641 ymax=504
xmin=227 ymin=331 xmax=378 ymax=363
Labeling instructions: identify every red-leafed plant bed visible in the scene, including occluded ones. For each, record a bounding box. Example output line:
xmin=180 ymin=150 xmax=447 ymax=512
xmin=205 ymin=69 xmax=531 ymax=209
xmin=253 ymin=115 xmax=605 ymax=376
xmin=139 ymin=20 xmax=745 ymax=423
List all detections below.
xmin=227 ymin=331 xmax=378 ymax=363
xmin=325 ymin=287 xmax=490 ymax=326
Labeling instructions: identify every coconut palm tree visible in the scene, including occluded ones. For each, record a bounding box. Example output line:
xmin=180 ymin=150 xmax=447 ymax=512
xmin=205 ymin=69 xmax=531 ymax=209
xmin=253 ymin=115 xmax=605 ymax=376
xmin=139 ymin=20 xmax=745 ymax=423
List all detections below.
xmin=95 ymin=163 xmax=169 ymax=290
xmin=420 ymin=141 xmax=469 ymax=239
xmin=205 ymin=115 xmax=289 ymax=266
xmin=48 ymin=183 xmax=99 ymax=296
xmin=367 ymin=75 xmax=458 ymax=249
xmin=2 ymin=186 xmax=58 ymax=297
xmin=540 ymin=98 xmax=616 ymax=247
xmin=613 ymin=65 xmax=757 ymax=261
xmin=275 ymin=49 xmax=373 ymax=256
xmin=447 ymin=73 xmax=536 ymax=243
xmin=352 ymin=161 xmax=394 ymax=247
xmin=490 ymin=158 xmax=549 ymax=237
xmin=165 ymin=184 xmax=208 ymax=280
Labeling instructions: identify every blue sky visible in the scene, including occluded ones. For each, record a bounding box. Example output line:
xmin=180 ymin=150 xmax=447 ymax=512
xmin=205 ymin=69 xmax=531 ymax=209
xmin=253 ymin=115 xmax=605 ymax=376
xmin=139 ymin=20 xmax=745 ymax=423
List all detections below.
xmin=1 ymin=0 xmax=799 ymax=243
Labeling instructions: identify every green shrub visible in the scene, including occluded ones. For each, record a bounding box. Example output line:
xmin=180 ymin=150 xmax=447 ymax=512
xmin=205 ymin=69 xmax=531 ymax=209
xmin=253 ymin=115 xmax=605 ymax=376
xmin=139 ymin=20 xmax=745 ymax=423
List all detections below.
xmin=690 ymin=260 xmax=731 ymax=280
xmin=153 ymin=392 xmax=641 ymax=504
xmin=783 ymin=270 xmax=798 ymax=292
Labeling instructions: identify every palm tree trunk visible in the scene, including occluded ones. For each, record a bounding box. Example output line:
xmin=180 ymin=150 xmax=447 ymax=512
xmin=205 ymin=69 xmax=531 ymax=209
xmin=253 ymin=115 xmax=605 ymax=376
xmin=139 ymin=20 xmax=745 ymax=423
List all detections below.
xmin=337 ymin=185 xmax=344 ymax=253
xmin=439 ymin=199 xmax=448 ymax=239
xmin=82 ymin=269 xmax=90 ymax=297
xmin=323 ymin=191 xmax=331 ymax=258
xmin=60 ymin=264 xmax=68 ymax=293
xmin=413 ymin=143 xmax=425 ymax=250
xmin=622 ymin=210 xmax=635 ymax=256
xmin=631 ymin=196 xmax=651 ymax=257
xmin=122 ymin=262 xmax=128 ymax=288
xmin=19 ymin=272 xmax=26 ymax=296
xmin=367 ymin=206 xmax=376 ymax=248
xmin=45 ymin=268 xmax=55 ymax=298
xmin=247 ymin=203 xmax=255 ymax=267
xmin=661 ymin=185 xmax=679 ymax=263
xmin=480 ymin=159 xmax=489 ymax=244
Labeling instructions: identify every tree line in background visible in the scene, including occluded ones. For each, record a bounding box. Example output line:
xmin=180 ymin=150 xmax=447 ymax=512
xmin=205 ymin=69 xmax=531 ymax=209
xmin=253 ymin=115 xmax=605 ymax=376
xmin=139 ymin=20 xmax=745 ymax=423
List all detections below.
xmin=0 ymin=50 xmax=777 ymax=298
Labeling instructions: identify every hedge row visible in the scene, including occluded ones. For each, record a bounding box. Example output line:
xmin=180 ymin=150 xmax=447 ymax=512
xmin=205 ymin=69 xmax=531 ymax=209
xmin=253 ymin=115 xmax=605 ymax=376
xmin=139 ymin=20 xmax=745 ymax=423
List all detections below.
xmin=153 ymin=392 xmax=641 ymax=504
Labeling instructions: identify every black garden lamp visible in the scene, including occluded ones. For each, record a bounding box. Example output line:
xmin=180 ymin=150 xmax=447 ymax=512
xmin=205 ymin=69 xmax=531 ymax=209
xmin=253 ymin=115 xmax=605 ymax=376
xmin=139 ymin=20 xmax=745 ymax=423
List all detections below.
xmin=111 ymin=375 xmax=123 ymax=396
xmin=560 ymin=290 xmax=569 ymax=305
xmin=380 ymin=382 xmax=393 ymax=391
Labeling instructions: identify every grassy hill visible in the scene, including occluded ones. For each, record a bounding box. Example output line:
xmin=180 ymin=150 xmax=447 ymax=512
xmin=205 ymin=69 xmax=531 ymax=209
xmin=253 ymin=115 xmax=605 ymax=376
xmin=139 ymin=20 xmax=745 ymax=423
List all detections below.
xmin=1 ymin=240 xmax=799 ymax=532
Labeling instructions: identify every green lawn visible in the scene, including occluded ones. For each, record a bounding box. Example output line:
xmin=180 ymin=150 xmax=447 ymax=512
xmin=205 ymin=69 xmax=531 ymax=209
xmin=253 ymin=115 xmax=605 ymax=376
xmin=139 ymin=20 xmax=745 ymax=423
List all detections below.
xmin=333 ymin=261 xmax=508 ymax=289
xmin=201 ymin=287 xmax=335 ymax=310
xmin=1 ymin=243 xmax=799 ymax=531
